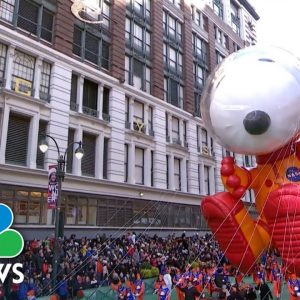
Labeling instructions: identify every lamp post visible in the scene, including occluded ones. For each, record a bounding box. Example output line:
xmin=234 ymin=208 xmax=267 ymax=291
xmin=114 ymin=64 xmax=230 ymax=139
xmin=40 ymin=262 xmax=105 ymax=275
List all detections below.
xmin=39 ymin=134 xmax=84 ymax=290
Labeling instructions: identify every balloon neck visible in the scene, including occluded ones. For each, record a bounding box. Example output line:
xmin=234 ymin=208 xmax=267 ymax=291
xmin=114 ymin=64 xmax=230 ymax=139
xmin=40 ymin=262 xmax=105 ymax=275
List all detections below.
xmin=256 ymin=139 xmax=297 ymax=164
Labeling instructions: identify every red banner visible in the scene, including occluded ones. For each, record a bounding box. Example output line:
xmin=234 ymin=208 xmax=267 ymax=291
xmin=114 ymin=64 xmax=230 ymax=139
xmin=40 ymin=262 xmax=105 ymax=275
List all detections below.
xmin=47 ymin=165 xmax=58 ymax=209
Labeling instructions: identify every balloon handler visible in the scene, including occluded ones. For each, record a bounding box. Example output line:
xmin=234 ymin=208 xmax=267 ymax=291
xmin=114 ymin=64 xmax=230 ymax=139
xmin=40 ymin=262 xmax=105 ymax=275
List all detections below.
xmin=200 ymin=45 xmax=300 ymax=276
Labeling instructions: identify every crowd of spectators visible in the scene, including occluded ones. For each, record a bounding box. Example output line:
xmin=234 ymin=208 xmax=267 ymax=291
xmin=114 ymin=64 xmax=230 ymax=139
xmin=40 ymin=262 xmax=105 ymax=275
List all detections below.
xmin=0 ymin=232 xmax=226 ymax=299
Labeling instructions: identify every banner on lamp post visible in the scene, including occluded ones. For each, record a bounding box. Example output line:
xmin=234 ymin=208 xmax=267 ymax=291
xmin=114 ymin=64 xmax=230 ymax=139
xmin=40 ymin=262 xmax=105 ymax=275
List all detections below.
xmin=48 ymin=165 xmax=58 ymax=209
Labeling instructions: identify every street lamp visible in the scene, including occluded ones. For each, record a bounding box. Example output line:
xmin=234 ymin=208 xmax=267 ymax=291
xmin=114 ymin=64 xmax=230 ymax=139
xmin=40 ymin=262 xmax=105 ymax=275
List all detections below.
xmin=39 ymin=134 xmax=84 ymax=289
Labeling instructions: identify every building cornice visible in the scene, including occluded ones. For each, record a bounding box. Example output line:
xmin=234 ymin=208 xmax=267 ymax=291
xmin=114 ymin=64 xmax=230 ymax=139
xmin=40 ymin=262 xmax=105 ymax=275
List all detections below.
xmin=238 ymin=0 xmax=260 ymax=21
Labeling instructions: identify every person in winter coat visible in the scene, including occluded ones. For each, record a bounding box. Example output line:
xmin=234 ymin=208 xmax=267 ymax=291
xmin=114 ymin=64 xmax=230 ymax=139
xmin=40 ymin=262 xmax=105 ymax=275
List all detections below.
xmin=57 ymin=276 xmax=68 ymax=300
xmin=227 ymin=285 xmax=244 ymax=300
xmin=177 ymin=279 xmax=201 ymax=300
xmin=255 ymin=280 xmax=273 ymax=300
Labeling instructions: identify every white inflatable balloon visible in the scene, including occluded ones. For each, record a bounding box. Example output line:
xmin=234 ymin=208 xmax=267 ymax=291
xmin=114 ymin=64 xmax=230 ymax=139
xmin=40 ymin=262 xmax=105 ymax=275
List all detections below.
xmin=200 ymin=45 xmax=300 ymax=155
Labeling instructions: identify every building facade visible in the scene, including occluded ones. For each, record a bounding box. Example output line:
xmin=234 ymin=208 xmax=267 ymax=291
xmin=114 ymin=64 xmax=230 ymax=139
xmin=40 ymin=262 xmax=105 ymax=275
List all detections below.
xmin=0 ymin=0 xmax=258 ymax=239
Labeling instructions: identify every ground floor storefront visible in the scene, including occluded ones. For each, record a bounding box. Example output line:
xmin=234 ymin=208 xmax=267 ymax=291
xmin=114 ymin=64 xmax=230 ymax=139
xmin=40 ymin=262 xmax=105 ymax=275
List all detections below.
xmin=0 ymin=183 xmax=209 ymax=239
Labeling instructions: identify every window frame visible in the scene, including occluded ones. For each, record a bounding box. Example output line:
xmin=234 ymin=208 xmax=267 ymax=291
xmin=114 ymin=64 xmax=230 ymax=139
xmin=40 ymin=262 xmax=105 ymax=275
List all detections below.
xmin=135 ymin=146 xmax=144 ymax=185
xmin=163 ymin=11 xmax=182 ymax=43
xmin=125 ymin=55 xmax=151 ymax=93
xmin=174 ymin=157 xmax=181 ymax=191
xmin=73 ymin=24 xmax=110 ymax=70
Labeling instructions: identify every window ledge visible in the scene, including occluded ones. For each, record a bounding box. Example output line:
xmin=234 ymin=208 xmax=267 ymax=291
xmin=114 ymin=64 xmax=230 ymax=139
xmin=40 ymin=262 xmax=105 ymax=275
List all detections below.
xmin=125 ymin=128 xmax=155 ymax=141
xmin=69 ymin=110 xmax=112 ymax=127
xmin=167 ymin=141 xmax=189 ymax=152
xmin=1 ymin=88 xmax=51 ymax=108
xmin=198 ymin=152 xmax=216 ymax=160
xmin=215 ymin=42 xmax=229 ymax=56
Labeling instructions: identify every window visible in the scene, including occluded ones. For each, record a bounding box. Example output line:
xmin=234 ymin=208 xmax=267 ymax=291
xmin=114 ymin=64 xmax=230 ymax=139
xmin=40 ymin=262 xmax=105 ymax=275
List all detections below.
xmin=192 ymin=8 xmax=208 ymax=32
xmin=66 ymin=128 xmax=75 ymax=174
xmin=211 ymin=137 xmax=214 ymax=157
xmin=36 ymin=120 xmax=47 ymax=169
xmin=244 ymin=155 xmax=255 ymax=167
xmin=186 ymin=160 xmax=189 ymax=192
xmin=83 ymin=78 xmax=98 ymax=117
xmin=40 ymin=61 xmax=51 ymax=101
xmin=246 ymin=190 xmax=255 ymax=203
xmin=124 ymin=144 xmax=128 ymax=182
xmin=216 ymin=51 xmax=225 ymax=64
xmin=81 ymin=132 xmax=96 ymax=177
xmin=64 ymin=196 xmax=76 ymax=225
xmin=164 ymin=44 xmax=182 ymax=74
xmin=12 ymin=50 xmax=35 ymax=96
xmin=198 ymin=164 xmax=201 ymax=193
xmin=127 ymin=0 xmax=151 ymax=20
xmin=193 ymin=34 xmax=208 ymax=64
xmin=133 ymin=101 xmax=145 ymax=133
xmin=103 ymin=137 xmax=109 ymax=179
xmin=231 ymin=1 xmax=240 ymax=35
xmin=16 ymin=0 xmax=54 ymax=42
xmin=213 ymin=0 xmax=223 ymax=19
xmin=125 ymin=96 xmax=130 ymax=128
xmin=204 ymin=165 xmax=210 ymax=195
xmin=151 ymin=150 xmax=154 ymax=187
xmin=101 ymin=0 xmax=111 ymax=29
xmin=6 ymin=113 xmax=30 ymax=166
xmin=196 ymin=126 xmax=200 ymax=151
xmin=174 ymin=158 xmax=181 ymax=191
xmin=125 ymin=56 xmax=151 ymax=93
xmin=125 ymin=18 xmax=151 ymax=56
xmin=233 ymin=42 xmax=241 ymax=52
xmin=102 ymin=87 xmax=110 ymax=121
xmin=164 ymin=78 xmax=183 ymax=108
xmin=148 ymin=106 xmax=154 ymax=135
xmin=166 ymin=155 xmax=169 ymax=188
xmin=0 ymin=0 xmax=15 ymax=22
xmin=194 ymin=93 xmax=202 ymax=117
xmin=1 ymin=188 xmax=47 ymax=224
xmin=193 ymin=63 xmax=206 ymax=88
xmin=167 ymin=0 xmax=181 ymax=8
xmin=165 ymin=112 xmax=169 ymax=140
xmin=201 ymin=128 xmax=208 ymax=153
xmin=70 ymin=74 xmax=78 ymax=111
xmin=215 ymin=26 xmax=229 ymax=49
xmin=77 ymin=197 xmax=87 ymax=225
xmin=73 ymin=26 xmax=110 ymax=70
xmin=135 ymin=147 xmax=144 ymax=184
xmin=183 ymin=120 xmax=187 ymax=146
xmin=163 ymin=12 xmax=182 ymax=43
xmin=0 ymin=43 xmax=7 ymax=84
xmin=171 ymin=116 xmax=180 ymax=143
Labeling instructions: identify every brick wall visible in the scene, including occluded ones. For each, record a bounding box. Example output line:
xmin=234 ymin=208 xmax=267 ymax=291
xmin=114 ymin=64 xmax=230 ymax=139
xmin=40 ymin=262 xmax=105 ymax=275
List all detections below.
xmin=151 ymin=0 xmax=164 ymax=100
xmin=182 ymin=2 xmax=195 ymax=114
xmin=110 ymin=0 xmax=126 ymax=82
xmin=53 ymin=0 xmax=75 ymax=56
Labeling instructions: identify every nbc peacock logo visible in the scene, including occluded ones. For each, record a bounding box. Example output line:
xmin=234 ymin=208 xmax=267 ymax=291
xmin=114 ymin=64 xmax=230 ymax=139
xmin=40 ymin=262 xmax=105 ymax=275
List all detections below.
xmin=0 ymin=204 xmax=25 ymax=283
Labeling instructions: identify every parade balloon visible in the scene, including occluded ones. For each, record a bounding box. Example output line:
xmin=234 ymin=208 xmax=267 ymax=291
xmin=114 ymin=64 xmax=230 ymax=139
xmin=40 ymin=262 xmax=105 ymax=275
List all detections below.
xmin=200 ymin=45 xmax=300 ymax=275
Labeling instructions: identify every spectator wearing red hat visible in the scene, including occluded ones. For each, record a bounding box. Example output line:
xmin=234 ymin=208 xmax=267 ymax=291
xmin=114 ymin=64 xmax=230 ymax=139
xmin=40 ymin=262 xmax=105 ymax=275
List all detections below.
xmin=26 ymin=290 xmax=36 ymax=300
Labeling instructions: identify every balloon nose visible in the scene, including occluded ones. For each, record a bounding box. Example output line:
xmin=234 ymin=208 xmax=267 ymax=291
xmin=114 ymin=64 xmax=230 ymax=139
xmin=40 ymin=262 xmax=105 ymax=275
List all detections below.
xmin=243 ymin=110 xmax=271 ymax=135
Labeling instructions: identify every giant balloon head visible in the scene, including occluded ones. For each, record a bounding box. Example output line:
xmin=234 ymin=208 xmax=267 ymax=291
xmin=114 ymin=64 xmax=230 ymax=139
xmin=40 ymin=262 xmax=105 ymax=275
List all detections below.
xmin=200 ymin=45 xmax=300 ymax=155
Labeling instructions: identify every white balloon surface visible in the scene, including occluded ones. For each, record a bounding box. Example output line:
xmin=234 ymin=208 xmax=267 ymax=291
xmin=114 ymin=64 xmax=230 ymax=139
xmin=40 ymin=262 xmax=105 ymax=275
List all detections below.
xmin=200 ymin=45 xmax=300 ymax=155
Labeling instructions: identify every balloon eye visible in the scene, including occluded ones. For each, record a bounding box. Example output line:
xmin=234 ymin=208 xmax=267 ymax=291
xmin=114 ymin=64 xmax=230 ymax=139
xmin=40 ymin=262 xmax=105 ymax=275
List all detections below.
xmin=243 ymin=110 xmax=271 ymax=135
